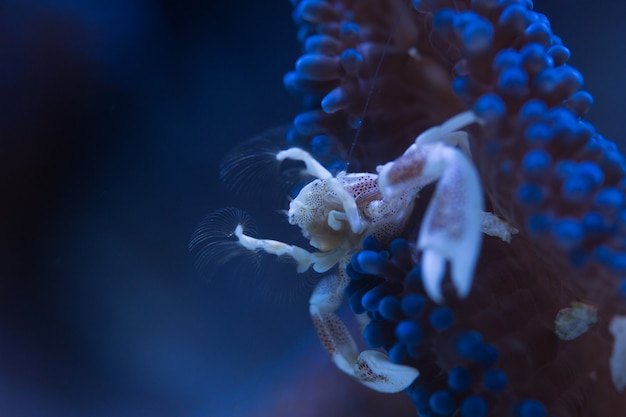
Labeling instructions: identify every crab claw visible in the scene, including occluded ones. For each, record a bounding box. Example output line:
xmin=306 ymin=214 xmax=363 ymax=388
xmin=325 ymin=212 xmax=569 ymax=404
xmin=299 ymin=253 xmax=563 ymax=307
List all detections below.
xmin=378 ymin=142 xmax=484 ymax=303
xmin=418 ymin=145 xmax=483 ymax=302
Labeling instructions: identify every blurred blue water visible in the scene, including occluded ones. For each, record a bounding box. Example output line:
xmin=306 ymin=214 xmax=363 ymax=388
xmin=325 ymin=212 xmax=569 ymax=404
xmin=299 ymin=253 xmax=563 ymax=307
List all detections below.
xmin=1 ymin=1 xmax=624 ymax=417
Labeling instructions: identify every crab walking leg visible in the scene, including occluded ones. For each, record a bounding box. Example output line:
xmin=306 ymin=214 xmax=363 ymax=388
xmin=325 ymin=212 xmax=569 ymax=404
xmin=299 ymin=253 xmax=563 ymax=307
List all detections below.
xmin=378 ymin=142 xmax=484 ymax=303
xmin=481 ymin=211 xmax=519 ymax=243
xmin=233 ymin=225 xmax=343 ymax=273
xmin=409 ymin=110 xmax=479 ymax=156
xmin=414 ymin=129 xmax=471 ymax=158
xmin=309 ymin=262 xmax=420 ymax=393
xmin=276 ymin=148 xmax=333 ymax=179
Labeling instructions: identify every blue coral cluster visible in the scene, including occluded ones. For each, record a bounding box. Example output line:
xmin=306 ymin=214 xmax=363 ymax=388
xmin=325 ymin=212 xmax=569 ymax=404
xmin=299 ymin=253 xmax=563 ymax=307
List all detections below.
xmin=286 ymin=0 xmax=462 ymax=171
xmin=287 ymin=0 xmax=626 ymax=298
xmin=284 ymin=0 xmax=365 ymax=167
xmin=347 ymin=236 xmax=549 ymax=417
xmin=285 ymin=0 xmax=626 ymax=415
xmin=418 ymin=0 xmax=626 ymax=294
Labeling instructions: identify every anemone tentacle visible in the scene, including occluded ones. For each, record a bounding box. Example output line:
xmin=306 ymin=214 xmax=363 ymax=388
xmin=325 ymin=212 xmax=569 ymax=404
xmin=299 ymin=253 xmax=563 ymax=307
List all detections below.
xmin=418 ymin=1 xmax=626 ymax=307
xmin=287 ymin=0 xmax=465 ymax=171
xmin=283 ymin=0 xmax=626 ymax=415
xmin=288 ymin=0 xmax=626 ymax=302
xmin=349 ymin=236 xmax=618 ymax=416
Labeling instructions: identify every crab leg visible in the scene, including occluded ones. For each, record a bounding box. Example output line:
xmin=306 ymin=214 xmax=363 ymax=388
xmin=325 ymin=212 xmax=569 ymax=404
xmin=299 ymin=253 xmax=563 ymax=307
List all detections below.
xmin=233 ymin=225 xmax=343 ymax=273
xmin=276 ymin=148 xmax=333 ymax=179
xmin=410 ymin=110 xmax=479 ymax=157
xmin=309 ymin=261 xmax=420 ymax=393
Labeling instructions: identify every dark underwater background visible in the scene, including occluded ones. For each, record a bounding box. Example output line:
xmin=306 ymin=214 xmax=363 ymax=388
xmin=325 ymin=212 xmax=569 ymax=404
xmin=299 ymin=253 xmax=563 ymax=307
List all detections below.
xmin=1 ymin=1 xmax=625 ymax=416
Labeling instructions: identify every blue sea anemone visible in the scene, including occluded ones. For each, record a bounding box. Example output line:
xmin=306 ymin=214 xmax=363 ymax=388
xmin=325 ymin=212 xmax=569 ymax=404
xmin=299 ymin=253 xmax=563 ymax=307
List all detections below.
xmin=281 ymin=0 xmax=626 ymax=415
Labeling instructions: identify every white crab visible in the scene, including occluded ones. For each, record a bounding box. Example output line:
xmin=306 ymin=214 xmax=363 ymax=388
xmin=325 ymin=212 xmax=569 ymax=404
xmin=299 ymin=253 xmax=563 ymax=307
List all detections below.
xmin=228 ymin=110 xmax=516 ymax=393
